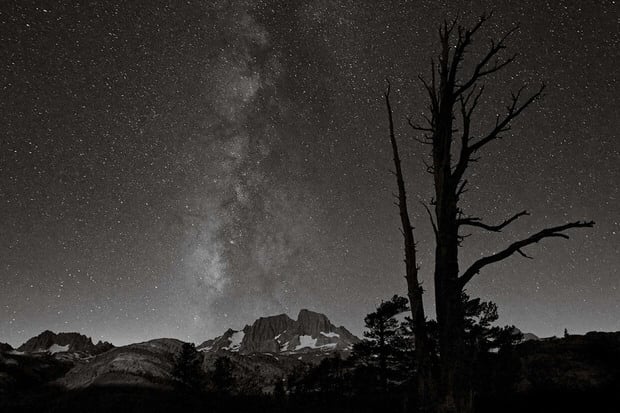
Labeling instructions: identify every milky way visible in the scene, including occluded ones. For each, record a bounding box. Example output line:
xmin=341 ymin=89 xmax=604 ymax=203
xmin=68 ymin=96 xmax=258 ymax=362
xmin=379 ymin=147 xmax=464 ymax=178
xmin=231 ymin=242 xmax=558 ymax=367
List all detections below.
xmin=1 ymin=0 xmax=618 ymax=346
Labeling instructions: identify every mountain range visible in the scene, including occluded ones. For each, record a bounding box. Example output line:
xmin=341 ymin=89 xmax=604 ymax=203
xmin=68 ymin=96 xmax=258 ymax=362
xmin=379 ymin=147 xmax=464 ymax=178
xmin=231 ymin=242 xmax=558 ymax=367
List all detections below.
xmin=6 ymin=308 xmax=618 ymax=405
xmin=0 ymin=309 xmax=357 ymax=393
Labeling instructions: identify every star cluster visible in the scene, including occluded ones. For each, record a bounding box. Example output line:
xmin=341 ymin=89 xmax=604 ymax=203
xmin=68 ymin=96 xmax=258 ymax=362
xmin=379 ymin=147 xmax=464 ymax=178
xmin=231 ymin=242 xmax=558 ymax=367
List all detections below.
xmin=1 ymin=0 xmax=618 ymax=346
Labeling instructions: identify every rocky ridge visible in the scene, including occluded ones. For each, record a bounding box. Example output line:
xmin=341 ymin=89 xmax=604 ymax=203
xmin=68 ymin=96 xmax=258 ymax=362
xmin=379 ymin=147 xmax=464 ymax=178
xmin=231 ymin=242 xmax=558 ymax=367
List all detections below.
xmin=57 ymin=338 xmax=184 ymax=389
xmin=17 ymin=331 xmax=113 ymax=355
xmin=197 ymin=309 xmax=359 ymax=355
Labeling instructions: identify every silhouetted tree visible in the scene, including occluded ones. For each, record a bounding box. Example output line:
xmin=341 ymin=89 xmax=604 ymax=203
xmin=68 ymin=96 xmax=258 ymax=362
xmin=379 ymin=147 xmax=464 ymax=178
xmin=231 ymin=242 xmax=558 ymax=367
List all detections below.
xmin=353 ymin=295 xmax=414 ymax=391
xmin=303 ymin=354 xmax=348 ymax=394
xmin=386 ymin=84 xmax=434 ymax=410
xmin=172 ymin=342 xmax=204 ymax=391
xmin=384 ymin=12 xmax=594 ymax=413
xmin=422 ymin=292 xmax=521 ymax=361
xmin=211 ymin=355 xmax=235 ymax=394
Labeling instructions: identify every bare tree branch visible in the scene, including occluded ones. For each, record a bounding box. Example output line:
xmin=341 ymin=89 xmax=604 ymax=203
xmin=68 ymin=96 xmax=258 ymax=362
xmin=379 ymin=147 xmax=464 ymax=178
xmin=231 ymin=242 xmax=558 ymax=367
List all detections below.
xmin=456 ymin=179 xmax=469 ymax=198
xmin=448 ymin=13 xmax=490 ymax=88
xmin=516 ymin=248 xmax=533 ymax=259
xmin=385 ymin=79 xmax=419 ymax=266
xmin=453 ymin=85 xmax=484 ymax=181
xmin=458 ymin=210 xmax=529 ymax=232
xmin=421 ymin=201 xmax=438 ymax=237
xmin=454 ymin=23 xmax=520 ymax=98
xmin=418 ymin=70 xmax=439 ymax=115
xmin=468 ymin=84 xmax=545 ymax=154
xmin=451 ymin=84 xmax=544 ymax=186
xmin=408 ymin=116 xmax=435 ymax=134
xmin=458 ymin=220 xmax=595 ymax=288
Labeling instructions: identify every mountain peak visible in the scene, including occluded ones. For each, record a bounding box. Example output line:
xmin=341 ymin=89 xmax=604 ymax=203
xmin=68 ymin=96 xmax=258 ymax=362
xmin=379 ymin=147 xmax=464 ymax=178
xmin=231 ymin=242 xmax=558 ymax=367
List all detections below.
xmin=296 ymin=309 xmax=333 ymax=336
xmin=198 ymin=310 xmax=359 ymax=356
xmin=296 ymin=309 xmax=328 ymax=321
xmin=18 ymin=331 xmax=113 ymax=354
xmin=297 ymin=308 xmax=321 ymax=317
xmin=241 ymin=313 xmax=296 ymax=353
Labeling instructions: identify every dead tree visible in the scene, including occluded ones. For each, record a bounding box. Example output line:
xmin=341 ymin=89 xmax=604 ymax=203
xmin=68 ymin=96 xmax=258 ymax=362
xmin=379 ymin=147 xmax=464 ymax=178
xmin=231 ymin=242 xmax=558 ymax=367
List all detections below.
xmin=385 ymin=13 xmax=594 ymax=413
xmin=385 ymin=81 xmax=434 ymax=412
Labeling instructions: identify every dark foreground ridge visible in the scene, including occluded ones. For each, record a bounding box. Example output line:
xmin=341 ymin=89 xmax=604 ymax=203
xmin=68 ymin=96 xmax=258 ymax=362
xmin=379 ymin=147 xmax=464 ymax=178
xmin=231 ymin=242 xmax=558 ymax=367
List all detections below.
xmin=1 ymin=323 xmax=619 ymax=413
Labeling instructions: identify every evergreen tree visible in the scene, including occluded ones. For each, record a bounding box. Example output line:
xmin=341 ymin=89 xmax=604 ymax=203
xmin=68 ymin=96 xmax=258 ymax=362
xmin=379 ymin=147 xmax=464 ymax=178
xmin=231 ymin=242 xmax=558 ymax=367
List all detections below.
xmin=211 ymin=355 xmax=235 ymax=394
xmin=172 ymin=342 xmax=204 ymax=391
xmin=353 ymin=295 xmax=414 ymax=391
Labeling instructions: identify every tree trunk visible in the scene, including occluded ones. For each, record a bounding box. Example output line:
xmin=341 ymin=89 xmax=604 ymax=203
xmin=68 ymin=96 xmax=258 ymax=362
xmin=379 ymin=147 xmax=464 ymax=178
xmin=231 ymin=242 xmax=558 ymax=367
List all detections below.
xmin=434 ymin=190 xmax=470 ymax=413
xmin=432 ymin=82 xmax=471 ymax=413
xmin=385 ymin=83 xmax=435 ymax=412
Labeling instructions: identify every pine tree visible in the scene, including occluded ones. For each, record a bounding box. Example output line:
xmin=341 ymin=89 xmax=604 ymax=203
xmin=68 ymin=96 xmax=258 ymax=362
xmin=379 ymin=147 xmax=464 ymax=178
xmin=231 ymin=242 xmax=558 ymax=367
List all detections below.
xmin=172 ymin=342 xmax=204 ymax=391
xmin=353 ymin=295 xmax=414 ymax=391
xmin=211 ymin=355 xmax=235 ymax=394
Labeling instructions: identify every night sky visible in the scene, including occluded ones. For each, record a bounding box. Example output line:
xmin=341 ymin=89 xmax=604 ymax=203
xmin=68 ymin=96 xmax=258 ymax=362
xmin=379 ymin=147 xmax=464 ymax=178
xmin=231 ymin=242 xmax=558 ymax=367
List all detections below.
xmin=1 ymin=0 xmax=618 ymax=347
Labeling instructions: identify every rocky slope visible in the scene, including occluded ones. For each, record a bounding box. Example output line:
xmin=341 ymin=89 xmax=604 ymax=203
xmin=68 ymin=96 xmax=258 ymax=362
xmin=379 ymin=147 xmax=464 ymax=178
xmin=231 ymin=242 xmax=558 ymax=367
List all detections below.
xmin=198 ymin=309 xmax=359 ymax=355
xmin=57 ymin=338 xmax=184 ymax=389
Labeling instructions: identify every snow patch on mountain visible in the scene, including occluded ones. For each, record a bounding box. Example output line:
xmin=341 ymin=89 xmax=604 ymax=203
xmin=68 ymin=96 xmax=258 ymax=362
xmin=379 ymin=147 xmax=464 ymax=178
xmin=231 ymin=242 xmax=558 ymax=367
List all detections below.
xmin=48 ymin=344 xmax=69 ymax=354
xmin=224 ymin=331 xmax=245 ymax=351
xmin=295 ymin=335 xmax=318 ymax=350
